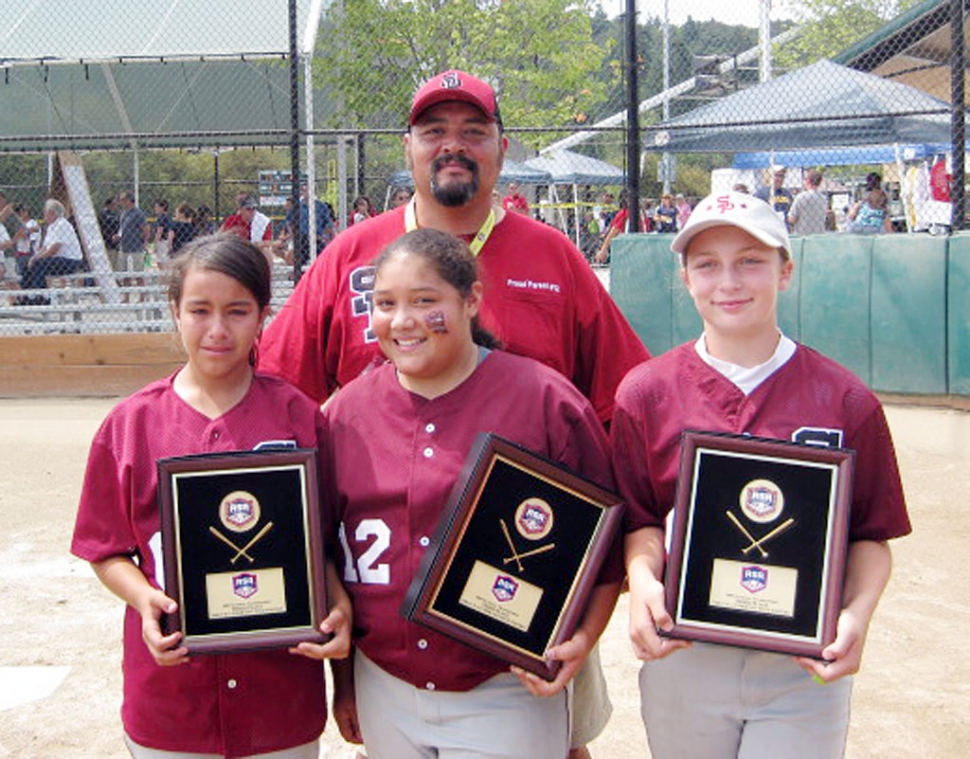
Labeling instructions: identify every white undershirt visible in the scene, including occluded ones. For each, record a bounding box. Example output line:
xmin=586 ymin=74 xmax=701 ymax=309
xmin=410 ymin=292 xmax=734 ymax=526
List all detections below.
xmin=694 ymin=332 xmax=796 ymax=395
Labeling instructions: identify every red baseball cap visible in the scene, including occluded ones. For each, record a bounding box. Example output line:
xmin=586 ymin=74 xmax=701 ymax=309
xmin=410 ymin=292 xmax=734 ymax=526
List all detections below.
xmin=409 ymin=70 xmax=502 ymax=126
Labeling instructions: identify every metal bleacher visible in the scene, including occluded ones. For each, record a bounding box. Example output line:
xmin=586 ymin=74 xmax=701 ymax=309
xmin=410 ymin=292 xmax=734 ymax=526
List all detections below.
xmin=0 ymin=265 xmax=296 ymax=337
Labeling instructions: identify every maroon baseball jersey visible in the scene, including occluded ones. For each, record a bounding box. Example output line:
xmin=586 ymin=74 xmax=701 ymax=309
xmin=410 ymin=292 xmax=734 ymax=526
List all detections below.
xmin=71 ymin=374 xmax=328 ymax=757
xmin=260 ymin=205 xmax=649 ymax=423
xmin=613 ymin=342 xmax=910 ymax=542
xmin=322 ymin=350 xmax=621 ymax=692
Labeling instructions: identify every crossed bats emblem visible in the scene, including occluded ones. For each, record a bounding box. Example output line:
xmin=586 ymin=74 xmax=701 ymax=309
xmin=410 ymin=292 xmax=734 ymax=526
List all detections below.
xmin=725 ymin=511 xmax=795 ymax=559
xmin=499 ymin=518 xmax=555 ymax=572
xmin=209 ymin=521 xmax=274 ymax=564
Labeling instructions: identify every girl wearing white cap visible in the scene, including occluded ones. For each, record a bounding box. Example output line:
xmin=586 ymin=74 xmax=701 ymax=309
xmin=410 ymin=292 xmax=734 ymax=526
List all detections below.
xmin=612 ymin=191 xmax=911 ymax=758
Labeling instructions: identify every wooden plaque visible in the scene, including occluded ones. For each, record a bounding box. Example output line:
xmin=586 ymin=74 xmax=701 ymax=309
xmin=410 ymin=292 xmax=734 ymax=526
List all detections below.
xmin=402 ymin=434 xmax=624 ymax=681
xmin=664 ymin=431 xmax=853 ymax=658
xmin=158 ymin=449 xmax=327 ymax=654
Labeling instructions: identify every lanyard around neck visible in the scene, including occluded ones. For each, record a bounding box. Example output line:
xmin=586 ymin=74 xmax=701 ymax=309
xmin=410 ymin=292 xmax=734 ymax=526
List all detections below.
xmin=404 ymin=199 xmax=496 ymax=257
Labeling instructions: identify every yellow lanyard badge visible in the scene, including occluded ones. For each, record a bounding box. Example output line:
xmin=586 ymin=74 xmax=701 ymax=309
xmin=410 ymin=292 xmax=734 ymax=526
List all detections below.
xmin=404 ymin=199 xmax=496 ymax=257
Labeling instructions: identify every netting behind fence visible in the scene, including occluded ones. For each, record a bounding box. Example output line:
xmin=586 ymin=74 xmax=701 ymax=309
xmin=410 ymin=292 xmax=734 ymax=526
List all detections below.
xmin=1 ymin=0 xmax=967 ymax=336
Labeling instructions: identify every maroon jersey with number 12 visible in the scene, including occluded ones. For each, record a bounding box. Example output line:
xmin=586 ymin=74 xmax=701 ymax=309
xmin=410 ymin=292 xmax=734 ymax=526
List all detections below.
xmin=322 ymin=350 xmax=623 ymax=693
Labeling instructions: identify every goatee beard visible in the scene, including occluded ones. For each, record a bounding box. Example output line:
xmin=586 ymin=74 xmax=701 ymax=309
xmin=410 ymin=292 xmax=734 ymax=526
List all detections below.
xmin=430 ymin=155 xmax=480 ymax=207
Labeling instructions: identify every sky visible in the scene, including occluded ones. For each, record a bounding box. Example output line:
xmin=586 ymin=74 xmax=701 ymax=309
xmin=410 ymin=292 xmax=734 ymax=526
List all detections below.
xmin=610 ymin=1 xmax=797 ymax=29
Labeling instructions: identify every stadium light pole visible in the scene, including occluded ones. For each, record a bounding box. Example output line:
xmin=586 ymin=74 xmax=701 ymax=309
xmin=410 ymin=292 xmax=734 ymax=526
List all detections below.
xmin=661 ymin=0 xmax=672 ymax=195
xmin=759 ymin=0 xmax=772 ymax=83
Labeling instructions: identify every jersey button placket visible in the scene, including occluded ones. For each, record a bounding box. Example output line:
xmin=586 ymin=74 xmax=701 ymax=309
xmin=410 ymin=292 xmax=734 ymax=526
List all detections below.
xmin=207 ymin=424 xmax=223 ymax=449
xmin=422 ymin=420 xmax=436 ymax=461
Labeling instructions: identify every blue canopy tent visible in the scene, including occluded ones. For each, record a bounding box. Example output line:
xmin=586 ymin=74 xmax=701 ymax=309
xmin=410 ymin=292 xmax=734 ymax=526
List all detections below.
xmin=731 ymin=143 xmax=950 ymax=169
xmin=644 ymin=59 xmax=957 ymax=233
xmin=524 ymin=149 xmax=626 ymax=185
xmin=644 ymin=59 xmax=953 ymax=155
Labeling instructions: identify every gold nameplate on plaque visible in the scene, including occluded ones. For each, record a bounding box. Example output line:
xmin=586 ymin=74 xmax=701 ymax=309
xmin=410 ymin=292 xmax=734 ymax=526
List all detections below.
xmin=206 ymin=568 xmax=288 ymax=619
xmin=458 ymin=560 xmax=544 ymax=633
xmin=709 ymin=559 xmax=797 ymax=618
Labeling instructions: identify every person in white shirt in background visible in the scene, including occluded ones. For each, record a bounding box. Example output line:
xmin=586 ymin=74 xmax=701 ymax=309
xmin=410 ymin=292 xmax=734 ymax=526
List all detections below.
xmin=19 ymin=198 xmax=84 ymax=303
xmin=788 ymin=169 xmax=829 ymax=235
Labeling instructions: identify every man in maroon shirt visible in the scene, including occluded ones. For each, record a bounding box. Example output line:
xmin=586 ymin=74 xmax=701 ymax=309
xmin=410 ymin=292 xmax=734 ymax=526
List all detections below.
xmin=260 ymin=70 xmax=651 ymax=759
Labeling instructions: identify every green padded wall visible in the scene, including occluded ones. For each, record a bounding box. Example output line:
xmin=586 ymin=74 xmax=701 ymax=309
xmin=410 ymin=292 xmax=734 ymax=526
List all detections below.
xmin=778 ymin=236 xmax=804 ymax=341
xmin=610 ymin=233 xmax=960 ymax=396
xmin=948 ymin=233 xmax=970 ymax=395
xmin=792 ymin=235 xmax=873 ymax=385
xmin=610 ymin=234 xmax=687 ymax=356
xmin=869 ymin=234 xmax=947 ymax=394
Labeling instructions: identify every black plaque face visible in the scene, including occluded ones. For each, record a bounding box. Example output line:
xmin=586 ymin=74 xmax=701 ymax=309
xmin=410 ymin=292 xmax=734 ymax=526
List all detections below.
xmin=664 ymin=431 xmax=854 ymax=658
xmin=402 ymin=434 xmax=624 ymax=681
xmin=158 ymin=449 xmax=327 ymax=654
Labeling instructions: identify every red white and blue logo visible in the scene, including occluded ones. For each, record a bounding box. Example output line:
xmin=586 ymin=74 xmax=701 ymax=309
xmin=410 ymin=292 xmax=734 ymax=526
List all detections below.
xmin=219 ymin=490 xmax=261 ymax=532
xmin=515 ymin=498 xmax=554 ymax=540
xmin=739 ymin=479 xmax=784 ymax=523
xmin=492 ymin=575 xmax=519 ymax=602
xmin=233 ymin=573 xmax=258 ymax=599
xmin=740 ymin=566 xmax=768 ymax=594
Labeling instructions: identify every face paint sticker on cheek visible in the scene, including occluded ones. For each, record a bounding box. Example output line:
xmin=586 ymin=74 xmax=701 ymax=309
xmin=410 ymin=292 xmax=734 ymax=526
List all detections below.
xmin=426 ymin=310 xmax=448 ymax=334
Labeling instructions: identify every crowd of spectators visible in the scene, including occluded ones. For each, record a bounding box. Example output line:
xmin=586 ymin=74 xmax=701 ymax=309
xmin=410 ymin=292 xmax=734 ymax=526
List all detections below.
xmin=1 ymin=191 xmax=83 ymax=305
xmin=0 ymin=155 xmax=919 ymax=310
xmin=2 ymin=164 xmax=902 ymax=306
xmin=741 ymin=166 xmax=891 ymax=235
xmin=0 ymin=182 xmax=351 ymax=305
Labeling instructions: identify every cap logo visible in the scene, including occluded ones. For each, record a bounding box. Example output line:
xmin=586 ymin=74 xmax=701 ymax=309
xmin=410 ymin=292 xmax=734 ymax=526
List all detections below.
xmin=706 ymin=195 xmax=750 ymax=216
xmin=440 ymin=72 xmax=462 ymax=90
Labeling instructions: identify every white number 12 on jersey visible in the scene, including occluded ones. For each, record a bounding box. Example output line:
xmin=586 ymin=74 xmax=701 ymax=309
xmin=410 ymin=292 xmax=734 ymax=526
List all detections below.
xmin=337 ymin=519 xmax=390 ymax=585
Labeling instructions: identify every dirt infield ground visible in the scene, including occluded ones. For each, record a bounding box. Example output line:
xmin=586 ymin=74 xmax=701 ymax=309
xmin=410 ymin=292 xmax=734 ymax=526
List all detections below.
xmin=1 ymin=397 xmax=967 ymax=758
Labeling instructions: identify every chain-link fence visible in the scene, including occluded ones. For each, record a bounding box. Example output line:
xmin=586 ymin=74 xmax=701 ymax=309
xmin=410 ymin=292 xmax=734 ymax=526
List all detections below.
xmin=0 ymin=0 xmax=967 ymax=336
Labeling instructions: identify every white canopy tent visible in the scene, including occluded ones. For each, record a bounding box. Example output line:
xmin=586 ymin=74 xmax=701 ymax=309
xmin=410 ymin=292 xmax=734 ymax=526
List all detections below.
xmin=0 ymin=0 xmax=348 ymax=235
xmin=523 ymin=150 xmax=625 ymax=248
